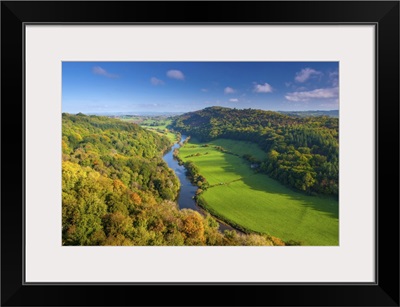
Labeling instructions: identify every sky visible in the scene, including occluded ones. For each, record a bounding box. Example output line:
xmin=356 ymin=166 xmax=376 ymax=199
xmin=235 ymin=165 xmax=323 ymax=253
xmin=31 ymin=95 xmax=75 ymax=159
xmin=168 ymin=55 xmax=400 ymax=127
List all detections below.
xmin=62 ymin=62 xmax=339 ymax=114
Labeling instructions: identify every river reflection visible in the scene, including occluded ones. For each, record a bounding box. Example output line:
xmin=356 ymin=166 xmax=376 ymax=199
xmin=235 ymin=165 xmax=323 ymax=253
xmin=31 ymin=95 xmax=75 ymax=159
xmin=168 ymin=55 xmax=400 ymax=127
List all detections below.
xmin=162 ymin=135 xmax=199 ymax=210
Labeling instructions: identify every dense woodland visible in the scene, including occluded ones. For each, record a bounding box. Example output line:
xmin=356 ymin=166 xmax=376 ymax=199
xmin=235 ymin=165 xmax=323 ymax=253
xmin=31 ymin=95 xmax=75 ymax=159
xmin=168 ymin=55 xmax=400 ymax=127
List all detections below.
xmin=62 ymin=113 xmax=284 ymax=246
xmin=172 ymin=107 xmax=339 ymax=196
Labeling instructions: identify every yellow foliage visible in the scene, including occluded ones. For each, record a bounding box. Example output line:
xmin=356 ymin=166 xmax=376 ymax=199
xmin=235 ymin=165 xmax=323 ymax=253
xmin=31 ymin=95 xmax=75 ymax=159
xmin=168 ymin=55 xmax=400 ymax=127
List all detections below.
xmin=270 ymin=236 xmax=286 ymax=246
xmin=130 ymin=192 xmax=142 ymax=205
xmin=104 ymin=234 xmax=133 ymax=246
xmin=62 ymin=139 xmax=70 ymax=154
xmin=112 ymin=179 xmax=127 ymax=192
xmin=182 ymin=211 xmax=206 ymax=245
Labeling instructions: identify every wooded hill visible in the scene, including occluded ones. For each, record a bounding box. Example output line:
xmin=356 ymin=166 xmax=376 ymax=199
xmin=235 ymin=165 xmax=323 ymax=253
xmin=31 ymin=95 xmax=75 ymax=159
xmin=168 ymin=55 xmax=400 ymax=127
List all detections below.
xmin=62 ymin=113 xmax=284 ymax=246
xmin=172 ymin=107 xmax=339 ymax=196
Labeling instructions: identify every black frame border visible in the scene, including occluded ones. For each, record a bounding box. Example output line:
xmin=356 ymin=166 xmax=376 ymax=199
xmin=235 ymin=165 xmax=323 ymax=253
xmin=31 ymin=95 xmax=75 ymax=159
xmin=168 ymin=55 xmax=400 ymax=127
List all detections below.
xmin=1 ymin=1 xmax=399 ymax=306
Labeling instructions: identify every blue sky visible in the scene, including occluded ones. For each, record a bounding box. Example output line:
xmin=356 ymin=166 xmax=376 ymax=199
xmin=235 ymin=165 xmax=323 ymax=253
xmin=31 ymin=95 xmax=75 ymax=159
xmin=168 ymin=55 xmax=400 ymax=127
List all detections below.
xmin=62 ymin=62 xmax=339 ymax=114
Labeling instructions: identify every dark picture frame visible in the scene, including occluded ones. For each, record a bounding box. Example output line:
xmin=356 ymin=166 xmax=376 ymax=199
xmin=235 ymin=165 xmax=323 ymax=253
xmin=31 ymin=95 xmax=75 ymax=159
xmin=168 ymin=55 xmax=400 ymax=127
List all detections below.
xmin=1 ymin=1 xmax=399 ymax=306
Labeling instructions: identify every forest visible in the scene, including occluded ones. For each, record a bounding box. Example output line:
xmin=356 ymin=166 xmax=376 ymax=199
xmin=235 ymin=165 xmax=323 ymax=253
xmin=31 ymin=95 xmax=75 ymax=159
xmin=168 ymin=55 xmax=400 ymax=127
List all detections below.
xmin=172 ymin=107 xmax=339 ymax=197
xmin=62 ymin=113 xmax=284 ymax=246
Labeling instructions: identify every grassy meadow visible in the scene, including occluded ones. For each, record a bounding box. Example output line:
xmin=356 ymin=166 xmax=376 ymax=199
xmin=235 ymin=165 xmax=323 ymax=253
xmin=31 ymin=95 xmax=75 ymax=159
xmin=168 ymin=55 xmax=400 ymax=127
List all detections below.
xmin=139 ymin=119 xmax=177 ymax=144
xmin=178 ymin=138 xmax=339 ymax=246
xmin=118 ymin=116 xmax=177 ymax=143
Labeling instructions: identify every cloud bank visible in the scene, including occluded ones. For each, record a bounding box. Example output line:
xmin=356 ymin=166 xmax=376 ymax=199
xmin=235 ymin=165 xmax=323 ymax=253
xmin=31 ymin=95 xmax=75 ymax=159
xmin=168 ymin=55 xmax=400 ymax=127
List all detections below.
xmin=285 ymin=87 xmax=338 ymax=102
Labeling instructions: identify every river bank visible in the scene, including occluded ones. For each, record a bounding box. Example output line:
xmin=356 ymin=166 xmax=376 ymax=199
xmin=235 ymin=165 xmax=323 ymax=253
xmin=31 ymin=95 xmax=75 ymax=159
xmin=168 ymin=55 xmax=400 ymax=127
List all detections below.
xmin=162 ymin=135 xmax=239 ymax=233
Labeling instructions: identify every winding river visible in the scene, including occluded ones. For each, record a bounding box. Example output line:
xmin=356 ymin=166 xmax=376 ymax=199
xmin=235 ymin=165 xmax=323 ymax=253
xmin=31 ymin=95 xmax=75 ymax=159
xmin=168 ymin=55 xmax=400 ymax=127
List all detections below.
xmin=162 ymin=135 xmax=237 ymax=233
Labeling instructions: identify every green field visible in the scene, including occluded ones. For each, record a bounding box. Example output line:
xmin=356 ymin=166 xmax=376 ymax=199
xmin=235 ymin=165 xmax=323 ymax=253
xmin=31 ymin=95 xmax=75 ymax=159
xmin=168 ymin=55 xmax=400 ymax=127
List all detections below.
xmin=140 ymin=119 xmax=172 ymax=130
xmin=178 ymin=138 xmax=339 ymax=246
xmin=139 ymin=119 xmax=177 ymax=143
xmin=118 ymin=117 xmax=177 ymax=144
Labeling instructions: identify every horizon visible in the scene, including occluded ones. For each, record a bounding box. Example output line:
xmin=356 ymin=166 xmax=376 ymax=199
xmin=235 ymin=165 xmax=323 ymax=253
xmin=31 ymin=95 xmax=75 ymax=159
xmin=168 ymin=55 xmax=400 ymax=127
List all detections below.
xmin=62 ymin=62 xmax=339 ymax=113
xmin=63 ymin=106 xmax=339 ymax=117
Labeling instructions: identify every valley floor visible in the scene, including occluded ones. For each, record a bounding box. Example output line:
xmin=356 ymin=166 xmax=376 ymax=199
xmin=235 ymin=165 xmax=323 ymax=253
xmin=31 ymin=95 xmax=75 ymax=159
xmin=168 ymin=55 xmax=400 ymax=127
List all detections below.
xmin=178 ymin=138 xmax=339 ymax=246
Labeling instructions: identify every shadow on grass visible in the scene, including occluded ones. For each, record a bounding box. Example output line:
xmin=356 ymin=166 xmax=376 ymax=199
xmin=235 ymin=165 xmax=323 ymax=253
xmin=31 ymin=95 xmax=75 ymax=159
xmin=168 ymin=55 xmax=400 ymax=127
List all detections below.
xmin=209 ymin=147 xmax=339 ymax=220
xmin=180 ymin=137 xmax=339 ymax=245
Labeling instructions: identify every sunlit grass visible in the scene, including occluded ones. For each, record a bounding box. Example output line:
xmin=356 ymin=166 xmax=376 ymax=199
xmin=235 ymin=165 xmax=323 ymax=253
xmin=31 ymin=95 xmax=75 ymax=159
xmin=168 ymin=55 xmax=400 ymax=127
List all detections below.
xmin=139 ymin=120 xmax=177 ymax=144
xmin=179 ymin=138 xmax=339 ymax=246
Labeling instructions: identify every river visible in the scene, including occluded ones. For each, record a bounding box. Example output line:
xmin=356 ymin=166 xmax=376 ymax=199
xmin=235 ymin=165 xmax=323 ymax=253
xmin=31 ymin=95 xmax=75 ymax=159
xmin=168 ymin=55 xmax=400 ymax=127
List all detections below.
xmin=162 ymin=135 xmax=237 ymax=233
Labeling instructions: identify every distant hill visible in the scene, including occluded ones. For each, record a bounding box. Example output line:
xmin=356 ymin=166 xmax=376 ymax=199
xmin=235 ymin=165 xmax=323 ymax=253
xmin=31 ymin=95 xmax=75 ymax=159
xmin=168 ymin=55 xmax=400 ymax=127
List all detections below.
xmin=279 ymin=110 xmax=339 ymax=118
xmin=84 ymin=111 xmax=184 ymax=116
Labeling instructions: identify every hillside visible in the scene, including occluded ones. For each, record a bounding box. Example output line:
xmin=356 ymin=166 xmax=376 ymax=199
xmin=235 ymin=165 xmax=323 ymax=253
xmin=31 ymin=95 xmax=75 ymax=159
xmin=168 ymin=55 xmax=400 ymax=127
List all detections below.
xmin=62 ymin=113 xmax=283 ymax=246
xmin=172 ymin=107 xmax=339 ymax=196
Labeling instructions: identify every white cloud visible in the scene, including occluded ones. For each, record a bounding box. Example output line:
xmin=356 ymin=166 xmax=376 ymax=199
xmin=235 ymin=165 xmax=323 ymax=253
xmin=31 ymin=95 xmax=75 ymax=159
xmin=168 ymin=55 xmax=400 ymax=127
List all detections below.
xmin=253 ymin=83 xmax=273 ymax=93
xmin=329 ymin=71 xmax=338 ymax=78
xmin=294 ymin=68 xmax=322 ymax=83
xmin=92 ymin=66 xmax=119 ymax=78
xmin=166 ymin=70 xmax=185 ymax=80
xmin=224 ymin=86 xmax=236 ymax=94
xmin=201 ymin=88 xmax=208 ymax=92
xmin=229 ymin=98 xmax=239 ymax=102
xmin=150 ymin=77 xmax=164 ymax=85
xmin=92 ymin=66 xmax=107 ymax=75
xmin=285 ymin=87 xmax=338 ymax=102
xmin=329 ymin=71 xmax=339 ymax=86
